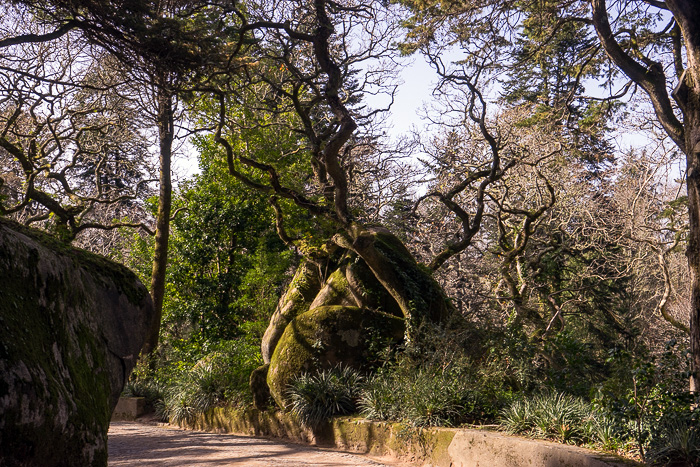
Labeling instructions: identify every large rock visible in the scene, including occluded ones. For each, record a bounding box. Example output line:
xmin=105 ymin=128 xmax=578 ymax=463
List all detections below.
xmin=255 ymin=226 xmax=456 ymax=410
xmin=266 ymin=305 xmax=404 ymax=408
xmin=0 ymin=218 xmax=156 ymax=467
xmin=261 ymin=259 xmax=322 ymax=364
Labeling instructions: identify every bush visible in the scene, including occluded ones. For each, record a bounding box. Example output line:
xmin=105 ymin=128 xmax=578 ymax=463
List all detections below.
xmin=122 ymin=378 xmax=165 ymax=413
xmin=287 ymin=365 xmax=364 ymax=428
xmin=361 ymin=366 xmax=465 ymax=427
xmin=148 ymin=338 xmax=262 ymax=424
xmin=358 ymin=352 xmax=507 ymax=428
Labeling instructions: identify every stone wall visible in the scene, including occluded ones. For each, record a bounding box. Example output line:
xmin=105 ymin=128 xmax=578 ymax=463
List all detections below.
xmin=180 ymin=408 xmax=640 ymax=467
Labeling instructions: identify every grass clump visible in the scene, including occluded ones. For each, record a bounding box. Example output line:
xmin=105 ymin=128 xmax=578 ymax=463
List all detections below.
xmin=286 ymin=365 xmax=363 ymax=428
xmin=359 ymin=363 xmax=466 ymax=427
xmin=500 ymin=391 xmax=593 ymax=444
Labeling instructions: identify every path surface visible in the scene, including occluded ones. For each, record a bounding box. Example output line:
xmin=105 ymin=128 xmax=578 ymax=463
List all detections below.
xmin=108 ymin=422 xmax=402 ymax=467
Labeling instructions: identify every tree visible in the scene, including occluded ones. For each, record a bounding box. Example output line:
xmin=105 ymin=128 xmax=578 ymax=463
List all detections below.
xmin=0 ymin=18 xmax=155 ymax=240
xmin=2 ymin=0 xmax=252 ymax=353
xmin=126 ymin=133 xmax=293 ymax=358
xmin=398 ymin=0 xmax=700 ymax=394
xmin=589 ymin=0 xmax=700 ymax=395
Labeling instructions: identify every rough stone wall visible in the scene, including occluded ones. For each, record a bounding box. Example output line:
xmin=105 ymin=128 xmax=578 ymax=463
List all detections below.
xmin=0 ymin=218 xmax=156 ymax=467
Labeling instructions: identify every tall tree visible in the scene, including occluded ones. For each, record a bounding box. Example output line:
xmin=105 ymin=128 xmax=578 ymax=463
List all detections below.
xmin=589 ymin=0 xmax=700 ymax=395
xmin=2 ymin=0 xmax=250 ymax=353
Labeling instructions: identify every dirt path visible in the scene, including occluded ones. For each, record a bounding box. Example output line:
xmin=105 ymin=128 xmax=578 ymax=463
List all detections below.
xmin=108 ymin=422 xmax=404 ymax=467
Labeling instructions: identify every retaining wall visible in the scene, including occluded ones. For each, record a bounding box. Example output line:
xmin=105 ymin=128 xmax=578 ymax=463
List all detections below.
xmin=181 ymin=408 xmax=640 ymax=467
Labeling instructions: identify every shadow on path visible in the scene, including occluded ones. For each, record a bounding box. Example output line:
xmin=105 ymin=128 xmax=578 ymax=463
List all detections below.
xmin=108 ymin=422 xmax=396 ymax=467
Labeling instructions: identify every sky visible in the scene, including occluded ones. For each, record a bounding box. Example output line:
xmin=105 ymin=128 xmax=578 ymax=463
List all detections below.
xmin=376 ymin=57 xmax=438 ymax=136
xmin=172 ymin=56 xmax=440 ymax=182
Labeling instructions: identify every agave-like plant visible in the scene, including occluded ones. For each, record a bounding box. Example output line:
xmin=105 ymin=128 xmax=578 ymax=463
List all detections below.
xmin=648 ymin=415 xmax=700 ymax=467
xmin=287 ymin=365 xmax=364 ymax=428
xmin=358 ymin=376 xmax=398 ymax=421
xmin=500 ymin=399 xmax=533 ymax=434
xmin=500 ymin=391 xmax=596 ymax=444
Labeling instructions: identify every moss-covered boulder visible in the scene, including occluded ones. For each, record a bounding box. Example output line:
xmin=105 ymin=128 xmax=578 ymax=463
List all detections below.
xmin=261 ymin=260 xmax=322 ymax=363
xmin=347 ymin=225 xmax=456 ymax=326
xmin=266 ymin=305 xmax=404 ymax=408
xmin=0 ymin=218 xmax=156 ymax=467
xmin=257 ymin=224 xmax=460 ymax=410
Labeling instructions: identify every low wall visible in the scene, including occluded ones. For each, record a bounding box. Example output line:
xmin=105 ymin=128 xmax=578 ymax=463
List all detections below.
xmin=112 ymin=397 xmax=146 ymax=421
xmin=181 ymin=408 xmax=640 ymax=467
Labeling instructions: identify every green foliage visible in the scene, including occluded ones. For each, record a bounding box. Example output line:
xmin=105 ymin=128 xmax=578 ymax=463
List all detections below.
xmin=500 ymin=392 xmax=594 ymax=444
xmin=359 ymin=336 xmax=513 ymax=427
xmin=150 ymin=339 xmax=262 ymax=424
xmin=593 ymin=340 xmax=694 ymax=461
xmin=122 ymin=379 xmax=165 ymax=414
xmin=359 ymin=362 xmax=467 ymax=427
xmin=286 ymin=366 xmax=364 ymax=428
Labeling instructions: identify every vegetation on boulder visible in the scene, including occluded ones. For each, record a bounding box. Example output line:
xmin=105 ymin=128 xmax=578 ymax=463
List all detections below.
xmin=267 ymin=305 xmax=404 ymax=408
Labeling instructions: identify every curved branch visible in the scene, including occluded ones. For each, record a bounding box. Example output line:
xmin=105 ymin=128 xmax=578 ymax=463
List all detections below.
xmin=269 ymin=196 xmax=301 ymax=248
xmin=591 ymin=0 xmax=685 ymax=151
xmin=0 ymin=21 xmax=77 ymax=48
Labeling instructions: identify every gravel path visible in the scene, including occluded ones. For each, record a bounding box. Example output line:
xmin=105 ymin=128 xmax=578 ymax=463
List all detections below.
xmin=108 ymin=422 xmax=402 ymax=467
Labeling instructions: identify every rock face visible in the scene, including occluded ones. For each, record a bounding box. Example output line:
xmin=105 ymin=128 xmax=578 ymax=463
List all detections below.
xmin=267 ymin=305 xmax=404 ymax=408
xmin=0 ymin=218 xmax=156 ymax=467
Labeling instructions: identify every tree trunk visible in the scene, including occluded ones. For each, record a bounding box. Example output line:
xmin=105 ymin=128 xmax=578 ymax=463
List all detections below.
xmin=143 ymin=82 xmax=174 ymax=355
xmin=668 ymin=0 xmax=700 ymax=394
xmin=340 ymin=224 xmax=456 ymax=327
xmin=687 ymin=142 xmax=700 ymax=395
xmin=682 ymin=90 xmax=700 ymax=395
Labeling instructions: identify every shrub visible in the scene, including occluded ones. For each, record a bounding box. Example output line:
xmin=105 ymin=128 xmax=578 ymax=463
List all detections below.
xmin=155 ymin=338 xmax=262 ymax=424
xmin=500 ymin=391 xmax=597 ymax=444
xmin=287 ymin=365 xmax=364 ymax=428
xmin=122 ymin=379 xmax=165 ymax=412
xmin=647 ymin=412 xmax=700 ymax=467
xmin=357 ymin=375 xmax=397 ymax=421
xmin=358 ymin=353 xmax=502 ymax=428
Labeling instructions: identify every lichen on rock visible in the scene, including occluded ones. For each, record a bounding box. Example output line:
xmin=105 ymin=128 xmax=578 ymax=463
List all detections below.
xmin=0 ymin=218 xmax=156 ymax=467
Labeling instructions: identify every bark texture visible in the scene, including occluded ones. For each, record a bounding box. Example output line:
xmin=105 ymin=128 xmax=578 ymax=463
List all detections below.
xmin=144 ymin=83 xmax=174 ymax=355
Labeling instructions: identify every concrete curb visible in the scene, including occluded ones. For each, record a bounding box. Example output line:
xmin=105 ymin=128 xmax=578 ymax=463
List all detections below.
xmin=179 ymin=407 xmax=640 ymax=467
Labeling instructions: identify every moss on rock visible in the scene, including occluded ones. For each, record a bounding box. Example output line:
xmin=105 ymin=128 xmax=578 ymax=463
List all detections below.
xmin=345 ymin=255 xmax=402 ymax=317
xmin=261 ymin=260 xmax=323 ymax=363
xmin=350 ymin=226 xmax=455 ymax=327
xmin=0 ymin=218 xmax=155 ymax=466
xmin=267 ymin=306 xmax=404 ymax=408
xmin=308 ymin=267 xmax=357 ymax=310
